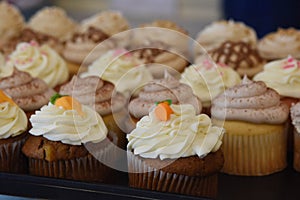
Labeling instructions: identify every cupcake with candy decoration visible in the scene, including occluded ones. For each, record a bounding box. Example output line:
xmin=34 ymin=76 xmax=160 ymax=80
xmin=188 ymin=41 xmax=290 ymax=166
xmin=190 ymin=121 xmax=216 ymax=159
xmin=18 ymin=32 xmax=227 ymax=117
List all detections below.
xmin=22 ymin=94 xmax=117 ymax=182
xmin=127 ymin=102 xmax=224 ymax=198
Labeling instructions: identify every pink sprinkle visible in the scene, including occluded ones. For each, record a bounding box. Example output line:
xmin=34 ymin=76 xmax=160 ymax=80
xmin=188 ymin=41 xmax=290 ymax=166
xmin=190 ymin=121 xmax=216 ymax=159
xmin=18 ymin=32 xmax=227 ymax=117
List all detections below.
xmin=203 ymin=59 xmax=212 ymax=69
xmin=297 ymin=61 xmax=300 ymax=68
xmin=287 ymin=55 xmax=294 ymax=62
xmin=218 ymin=62 xmax=227 ymax=67
xmin=113 ymin=49 xmax=128 ymax=57
xmin=30 ymin=40 xmax=38 ymax=47
xmin=283 ymin=64 xmax=295 ymax=69
xmin=41 ymin=51 xmax=47 ymax=56
xmin=28 ymin=58 xmax=33 ymax=62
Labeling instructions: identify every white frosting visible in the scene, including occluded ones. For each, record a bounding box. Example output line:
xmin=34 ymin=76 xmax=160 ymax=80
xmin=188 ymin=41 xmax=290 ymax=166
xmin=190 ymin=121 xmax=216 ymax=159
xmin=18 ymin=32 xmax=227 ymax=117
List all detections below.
xmin=0 ymin=102 xmax=27 ymax=139
xmin=0 ymin=53 xmax=13 ymax=78
xmin=127 ymin=104 xmax=224 ymax=160
xmin=29 ymin=102 xmax=108 ymax=145
xmin=291 ymin=103 xmax=300 ymax=133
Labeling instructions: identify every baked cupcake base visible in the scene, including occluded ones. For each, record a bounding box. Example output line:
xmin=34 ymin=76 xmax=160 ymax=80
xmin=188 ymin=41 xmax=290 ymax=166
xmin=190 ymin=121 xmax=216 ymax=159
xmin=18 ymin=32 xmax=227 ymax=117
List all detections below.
xmin=0 ymin=133 xmax=28 ymax=173
xmin=213 ymin=119 xmax=287 ymax=176
xmin=127 ymin=150 xmax=224 ymax=198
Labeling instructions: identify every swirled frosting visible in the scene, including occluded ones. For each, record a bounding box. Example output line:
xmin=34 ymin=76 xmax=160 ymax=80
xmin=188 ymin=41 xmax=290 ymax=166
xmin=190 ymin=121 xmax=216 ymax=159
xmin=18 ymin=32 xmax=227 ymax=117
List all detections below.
xmin=180 ymin=60 xmax=241 ymax=107
xmin=129 ymin=71 xmax=202 ymax=118
xmin=29 ymin=102 xmax=108 ymax=145
xmin=0 ymin=53 xmax=12 ymax=78
xmin=0 ymin=68 xmax=55 ymax=111
xmin=211 ymin=76 xmax=289 ymax=124
xmin=127 ymin=104 xmax=224 ymax=160
xmin=7 ymin=42 xmax=69 ymax=88
xmin=258 ymin=28 xmax=300 ymax=60
xmin=60 ymin=76 xmax=126 ymax=115
xmin=253 ymin=56 xmax=300 ymax=98
xmin=291 ymin=102 xmax=300 ymax=133
xmin=0 ymin=102 xmax=27 ymax=139
xmin=80 ymin=49 xmax=153 ymax=94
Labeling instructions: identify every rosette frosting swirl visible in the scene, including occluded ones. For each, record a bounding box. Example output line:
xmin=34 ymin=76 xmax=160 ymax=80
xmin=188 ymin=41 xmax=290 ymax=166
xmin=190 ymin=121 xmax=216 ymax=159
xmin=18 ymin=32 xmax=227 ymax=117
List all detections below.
xmin=30 ymin=102 xmax=108 ymax=145
xmin=211 ymin=76 xmax=289 ymax=124
xmin=7 ymin=42 xmax=69 ymax=88
xmin=127 ymin=104 xmax=224 ymax=160
xmin=253 ymin=56 xmax=300 ymax=98
xmin=0 ymin=102 xmax=27 ymax=139
xmin=129 ymin=71 xmax=202 ymax=118
xmin=60 ymin=76 xmax=126 ymax=115
xmin=0 ymin=69 xmax=55 ymax=111
xmin=291 ymin=102 xmax=300 ymax=133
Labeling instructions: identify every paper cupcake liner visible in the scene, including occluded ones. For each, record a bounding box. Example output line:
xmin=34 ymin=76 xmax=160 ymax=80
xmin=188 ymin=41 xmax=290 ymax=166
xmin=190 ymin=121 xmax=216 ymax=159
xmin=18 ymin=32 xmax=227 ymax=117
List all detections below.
xmin=0 ymin=134 xmax=28 ymax=173
xmin=127 ymin=152 xmax=218 ymax=198
xmin=28 ymin=136 xmax=117 ymax=182
xmin=293 ymin=128 xmax=300 ymax=172
xmin=222 ymin=127 xmax=287 ymax=176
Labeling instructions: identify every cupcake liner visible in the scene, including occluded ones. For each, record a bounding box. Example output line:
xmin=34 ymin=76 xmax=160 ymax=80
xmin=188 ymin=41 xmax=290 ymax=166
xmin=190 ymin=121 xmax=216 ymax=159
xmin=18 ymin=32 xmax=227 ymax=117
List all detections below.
xmin=293 ymin=128 xmax=300 ymax=172
xmin=127 ymin=152 xmax=218 ymax=198
xmin=28 ymin=136 xmax=117 ymax=182
xmin=0 ymin=133 xmax=28 ymax=173
xmin=222 ymin=126 xmax=287 ymax=176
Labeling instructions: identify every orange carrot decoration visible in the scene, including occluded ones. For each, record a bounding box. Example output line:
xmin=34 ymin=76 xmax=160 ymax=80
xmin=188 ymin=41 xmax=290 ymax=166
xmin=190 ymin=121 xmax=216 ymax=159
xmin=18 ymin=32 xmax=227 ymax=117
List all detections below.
xmin=155 ymin=100 xmax=173 ymax=121
xmin=51 ymin=93 xmax=84 ymax=116
xmin=0 ymin=90 xmax=16 ymax=106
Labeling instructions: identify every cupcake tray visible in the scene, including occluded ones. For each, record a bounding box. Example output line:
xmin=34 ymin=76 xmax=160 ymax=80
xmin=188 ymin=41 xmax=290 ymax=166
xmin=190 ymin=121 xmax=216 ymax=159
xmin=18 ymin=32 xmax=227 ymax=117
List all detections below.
xmin=0 ymin=157 xmax=300 ymax=200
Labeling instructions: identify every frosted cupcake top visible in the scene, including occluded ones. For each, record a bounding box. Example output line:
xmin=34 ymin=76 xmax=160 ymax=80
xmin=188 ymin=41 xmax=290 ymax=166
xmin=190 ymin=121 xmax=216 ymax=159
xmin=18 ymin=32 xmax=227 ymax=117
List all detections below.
xmin=0 ymin=2 xmax=24 ymax=44
xmin=211 ymin=76 xmax=289 ymax=124
xmin=258 ymin=28 xmax=300 ymax=60
xmin=129 ymin=71 xmax=202 ymax=118
xmin=30 ymin=95 xmax=108 ymax=145
xmin=0 ymin=68 xmax=55 ymax=111
xmin=7 ymin=41 xmax=69 ymax=88
xmin=80 ymin=49 xmax=153 ymax=95
xmin=180 ymin=59 xmax=241 ymax=107
xmin=0 ymin=90 xmax=27 ymax=139
xmin=127 ymin=103 xmax=224 ymax=160
xmin=291 ymin=102 xmax=300 ymax=133
xmin=60 ymin=76 xmax=126 ymax=115
xmin=253 ymin=56 xmax=300 ymax=98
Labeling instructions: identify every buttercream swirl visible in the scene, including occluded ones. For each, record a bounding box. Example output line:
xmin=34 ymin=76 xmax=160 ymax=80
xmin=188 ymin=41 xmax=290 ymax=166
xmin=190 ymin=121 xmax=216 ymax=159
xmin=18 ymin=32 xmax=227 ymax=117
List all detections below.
xmin=7 ymin=42 xmax=69 ymax=88
xmin=291 ymin=102 xmax=300 ymax=133
xmin=127 ymin=104 xmax=224 ymax=160
xmin=180 ymin=60 xmax=241 ymax=107
xmin=0 ymin=68 xmax=55 ymax=111
xmin=80 ymin=49 xmax=153 ymax=94
xmin=211 ymin=76 xmax=289 ymax=124
xmin=253 ymin=56 xmax=300 ymax=98
xmin=0 ymin=102 xmax=27 ymax=139
xmin=60 ymin=76 xmax=126 ymax=115
xmin=129 ymin=71 xmax=202 ymax=118
xmin=30 ymin=102 xmax=108 ymax=145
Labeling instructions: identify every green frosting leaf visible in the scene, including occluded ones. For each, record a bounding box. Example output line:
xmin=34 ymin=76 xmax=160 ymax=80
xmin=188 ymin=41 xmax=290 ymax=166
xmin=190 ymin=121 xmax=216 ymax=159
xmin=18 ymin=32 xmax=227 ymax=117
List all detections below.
xmin=155 ymin=99 xmax=172 ymax=106
xmin=50 ymin=93 xmax=66 ymax=104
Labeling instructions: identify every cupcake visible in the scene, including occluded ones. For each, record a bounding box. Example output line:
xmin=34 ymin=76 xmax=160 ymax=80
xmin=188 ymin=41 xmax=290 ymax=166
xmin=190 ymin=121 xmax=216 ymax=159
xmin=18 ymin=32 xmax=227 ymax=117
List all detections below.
xmin=291 ymin=103 xmax=300 ymax=171
xmin=180 ymin=58 xmax=241 ymax=115
xmin=211 ymin=76 xmax=289 ymax=176
xmin=194 ymin=20 xmax=257 ymax=58
xmin=131 ymin=20 xmax=189 ymax=78
xmin=0 ymin=90 xmax=28 ymax=173
xmin=207 ymin=41 xmax=265 ymax=78
xmin=60 ymin=75 xmax=127 ymax=148
xmin=28 ymin=6 xmax=77 ymax=42
xmin=0 ymin=68 xmax=55 ymax=118
xmin=22 ymin=94 xmax=117 ymax=182
xmin=258 ymin=28 xmax=300 ymax=61
xmin=0 ymin=1 xmax=25 ymax=47
xmin=127 ymin=103 xmax=224 ymax=198
xmin=6 ymin=41 xmax=69 ymax=89
xmin=80 ymin=48 xmax=153 ymax=96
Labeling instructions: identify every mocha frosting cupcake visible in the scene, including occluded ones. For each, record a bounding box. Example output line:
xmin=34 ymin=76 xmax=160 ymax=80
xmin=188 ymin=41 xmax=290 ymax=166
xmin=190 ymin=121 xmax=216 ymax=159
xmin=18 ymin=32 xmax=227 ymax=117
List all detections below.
xmin=211 ymin=77 xmax=289 ymax=176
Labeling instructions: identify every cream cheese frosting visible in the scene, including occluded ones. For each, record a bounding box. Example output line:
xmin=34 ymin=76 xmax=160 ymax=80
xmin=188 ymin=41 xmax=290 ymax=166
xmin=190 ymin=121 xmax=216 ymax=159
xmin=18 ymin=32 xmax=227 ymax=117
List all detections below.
xmin=211 ymin=76 xmax=289 ymax=124
xmin=253 ymin=56 xmax=300 ymax=98
xmin=291 ymin=102 xmax=300 ymax=133
xmin=129 ymin=71 xmax=202 ymax=118
xmin=127 ymin=104 xmax=224 ymax=160
xmin=0 ymin=68 xmax=55 ymax=111
xmin=180 ymin=59 xmax=241 ymax=107
xmin=7 ymin=42 xmax=69 ymax=88
xmin=258 ymin=28 xmax=300 ymax=60
xmin=0 ymin=101 xmax=27 ymax=139
xmin=60 ymin=76 xmax=126 ymax=115
xmin=30 ymin=102 xmax=108 ymax=145
xmin=80 ymin=49 xmax=153 ymax=95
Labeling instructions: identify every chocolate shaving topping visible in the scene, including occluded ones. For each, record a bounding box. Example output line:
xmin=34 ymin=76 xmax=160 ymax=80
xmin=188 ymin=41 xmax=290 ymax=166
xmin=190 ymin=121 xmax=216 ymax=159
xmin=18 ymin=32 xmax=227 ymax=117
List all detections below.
xmin=71 ymin=27 xmax=109 ymax=43
xmin=210 ymin=41 xmax=265 ymax=69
